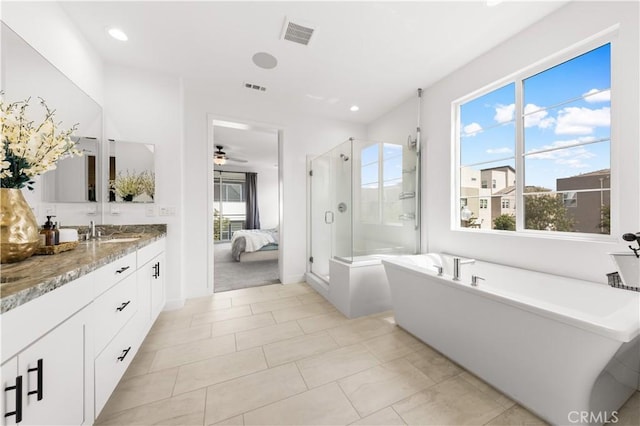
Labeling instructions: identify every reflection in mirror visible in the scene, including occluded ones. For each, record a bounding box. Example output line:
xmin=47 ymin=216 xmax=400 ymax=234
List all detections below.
xmin=1 ymin=22 xmax=103 ymax=205
xmin=108 ymin=140 xmax=155 ymax=203
xmin=42 ymin=137 xmax=99 ymax=202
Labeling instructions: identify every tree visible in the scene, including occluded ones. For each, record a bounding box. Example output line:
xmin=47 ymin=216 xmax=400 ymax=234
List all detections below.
xmin=214 ymin=209 xmax=230 ymax=241
xmin=599 ymin=205 xmax=610 ymax=234
xmin=493 ymin=214 xmax=515 ymax=231
xmin=524 ymin=193 xmax=574 ymax=231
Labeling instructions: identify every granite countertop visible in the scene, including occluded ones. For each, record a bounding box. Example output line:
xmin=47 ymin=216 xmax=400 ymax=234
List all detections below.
xmin=0 ymin=224 xmax=167 ymax=314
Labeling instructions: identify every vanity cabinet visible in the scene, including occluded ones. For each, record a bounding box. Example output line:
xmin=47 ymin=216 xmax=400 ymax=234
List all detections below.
xmin=1 ymin=236 xmax=167 ymax=425
xmin=1 ymin=275 xmax=91 ymax=426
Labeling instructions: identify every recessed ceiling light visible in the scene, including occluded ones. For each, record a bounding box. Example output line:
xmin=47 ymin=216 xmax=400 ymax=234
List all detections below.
xmin=252 ymin=52 xmax=278 ymax=69
xmin=350 ymin=105 xmax=360 ymax=112
xmin=107 ymin=27 xmax=128 ymax=41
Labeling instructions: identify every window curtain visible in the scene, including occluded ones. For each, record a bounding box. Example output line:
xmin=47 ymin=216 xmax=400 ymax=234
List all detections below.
xmin=245 ymin=172 xmax=261 ymax=229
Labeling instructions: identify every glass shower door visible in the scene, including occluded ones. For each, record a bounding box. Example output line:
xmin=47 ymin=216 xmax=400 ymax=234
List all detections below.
xmin=309 ymin=142 xmax=353 ymax=282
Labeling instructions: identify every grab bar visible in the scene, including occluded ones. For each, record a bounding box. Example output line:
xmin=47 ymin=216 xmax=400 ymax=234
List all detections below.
xmin=399 ymin=192 xmax=416 ymax=200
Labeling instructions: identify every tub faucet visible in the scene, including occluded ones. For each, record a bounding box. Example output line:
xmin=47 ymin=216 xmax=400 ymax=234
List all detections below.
xmin=453 ymin=257 xmax=475 ymax=281
xmin=90 ymin=220 xmax=96 ymax=239
xmin=435 ymin=266 xmax=443 ymax=276
xmin=471 ymin=275 xmax=485 ymax=287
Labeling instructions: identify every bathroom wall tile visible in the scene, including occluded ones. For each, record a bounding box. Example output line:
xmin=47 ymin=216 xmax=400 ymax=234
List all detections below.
xmin=350 ymin=407 xmax=406 ymax=425
xmin=211 ymin=312 xmax=275 ymax=336
xmin=204 ymin=363 xmax=307 ymax=425
xmin=485 ymin=404 xmax=548 ymax=425
xmin=235 ymin=320 xmax=304 ymax=350
xmin=271 ymin=301 xmax=334 ymax=323
xmin=96 ymin=388 xmax=205 ymax=425
xmin=262 ymin=332 xmax=339 ymax=367
xmin=243 ymin=382 xmax=359 ymax=425
xmin=393 ymin=376 xmax=505 ymax=425
xmin=297 ymin=311 xmax=350 ymax=334
xmin=100 ymin=367 xmax=180 ymax=416
xmin=296 ymin=343 xmax=379 ymax=388
xmin=362 ymin=329 xmax=420 ymax=362
xmin=403 ymin=344 xmax=463 ymax=383
xmin=327 ymin=317 xmax=397 ymax=346
xmin=338 ymin=358 xmax=435 ymax=417
xmin=173 ymin=347 xmax=267 ymax=395
xmin=249 ymin=296 xmax=302 ymax=314
xmin=150 ymin=334 xmax=236 ymax=371
xmin=141 ymin=324 xmax=212 ymax=352
xmin=190 ymin=305 xmax=253 ymax=326
xmin=458 ymin=371 xmax=515 ymax=409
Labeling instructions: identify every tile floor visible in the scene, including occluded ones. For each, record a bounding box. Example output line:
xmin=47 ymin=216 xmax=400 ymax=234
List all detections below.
xmin=96 ymin=282 xmax=640 ymax=425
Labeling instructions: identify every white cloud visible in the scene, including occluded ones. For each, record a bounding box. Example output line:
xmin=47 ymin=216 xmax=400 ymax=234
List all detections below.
xmin=555 ymin=106 xmax=610 ymax=135
xmin=494 ymin=104 xmax=515 ymax=123
xmin=486 ymin=147 xmax=513 ymax=154
xmin=462 ymin=122 xmax=482 ymax=136
xmin=526 ymin=138 xmax=597 ymax=168
xmin=583 ymin=88 xmax=610 ymax=103
xmin=524 ymin=104 xmax=555 ymax=129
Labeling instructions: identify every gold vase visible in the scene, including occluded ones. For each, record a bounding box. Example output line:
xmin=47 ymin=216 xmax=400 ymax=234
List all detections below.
xmin=0 ymin=188 xmax=40 ymax=263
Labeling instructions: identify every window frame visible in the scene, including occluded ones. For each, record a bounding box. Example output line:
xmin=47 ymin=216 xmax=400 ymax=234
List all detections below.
xmin=452 ymin=30 xmax=617 ymax=241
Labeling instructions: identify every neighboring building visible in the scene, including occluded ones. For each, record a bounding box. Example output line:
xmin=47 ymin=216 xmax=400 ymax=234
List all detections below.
xmin=461 ymin=165 xmax=515 ymax=229
xmin=556 ymin=169 xmax=610 ymax=234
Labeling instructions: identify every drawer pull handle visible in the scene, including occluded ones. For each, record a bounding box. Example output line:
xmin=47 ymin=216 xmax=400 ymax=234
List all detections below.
xmin=116 ymin=301 xmax=131 ymax=312
xmin=117 ymin=347 xmax=132 ymax=362
xmin=153 ymin=262 xmax=160 ymax=279
xmin=27 ymin=358 xmax=44 ymax=401
xmin=115 ymin=266 xmax=130 ymax=274
xmin=4 ymin=375 xmax=23 ymax=423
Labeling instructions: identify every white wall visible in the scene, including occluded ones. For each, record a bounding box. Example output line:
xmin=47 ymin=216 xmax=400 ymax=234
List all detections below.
xmin=1 ymin=1 xmax=104 ymax=105
xmin=369 ymin=1 xmax=639 ymax=283
xmin=185 ymin=89 xmax=366 ymax=297
xmin=103 ymin=64 xmax=185 ymax=304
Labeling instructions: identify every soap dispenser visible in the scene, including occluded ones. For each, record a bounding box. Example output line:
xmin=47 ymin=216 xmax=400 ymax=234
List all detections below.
xmin=39 ymin=215 xmax=55 ymax=247
xmin=52 ymin=221 xmax=60 ymax=245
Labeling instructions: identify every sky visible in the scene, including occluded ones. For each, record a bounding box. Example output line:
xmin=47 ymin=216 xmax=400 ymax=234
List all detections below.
xmin=460 ymin=43 xmax=611 ymax=191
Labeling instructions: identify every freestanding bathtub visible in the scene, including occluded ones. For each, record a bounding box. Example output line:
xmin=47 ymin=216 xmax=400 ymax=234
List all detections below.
xmin=382 ymin=254 xmax=640 ymax=426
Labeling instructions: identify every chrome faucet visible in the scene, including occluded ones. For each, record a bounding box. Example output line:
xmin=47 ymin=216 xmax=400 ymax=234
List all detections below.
xmin=453 ymin=257 xmax=475 ymax=281
xmin=89 ymin=220 xmax=96 ymax=239
xmin=435 ymin=265 xmax=443 ymax=276
xmin=471 ymin=275 xmax=485 ymax=287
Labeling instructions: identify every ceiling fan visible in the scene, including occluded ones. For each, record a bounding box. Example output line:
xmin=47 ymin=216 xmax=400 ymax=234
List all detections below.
xmin=214 ymin=145 xmax=248 ymax=165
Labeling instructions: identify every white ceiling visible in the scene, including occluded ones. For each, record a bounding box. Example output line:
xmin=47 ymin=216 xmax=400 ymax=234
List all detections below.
xmin=60 ymin=1 xmax=569 ymax=125
xmin=212 ymin=123 xmax=278 ymax=172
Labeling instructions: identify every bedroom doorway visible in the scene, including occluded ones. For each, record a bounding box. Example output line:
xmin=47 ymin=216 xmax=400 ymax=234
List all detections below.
xmin=208 ymin=118 xmax=282 ymax=293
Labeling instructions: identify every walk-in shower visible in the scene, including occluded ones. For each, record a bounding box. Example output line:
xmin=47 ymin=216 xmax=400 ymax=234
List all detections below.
xmin=309 ymin=136 xmax=421 ymax=281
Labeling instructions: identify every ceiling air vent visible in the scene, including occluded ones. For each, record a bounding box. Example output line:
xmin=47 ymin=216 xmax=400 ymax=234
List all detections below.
xmin=243 ymin=82 xmax=267 ymax=92
xmin=281 ymin=18 xmax=316 ymax=46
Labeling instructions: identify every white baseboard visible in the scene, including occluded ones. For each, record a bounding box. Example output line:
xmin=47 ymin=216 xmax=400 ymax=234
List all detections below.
xmin=280 ymin=274 xmax=306 ymax=285
xmin=163 ymin=298 xmax=185 ymax=311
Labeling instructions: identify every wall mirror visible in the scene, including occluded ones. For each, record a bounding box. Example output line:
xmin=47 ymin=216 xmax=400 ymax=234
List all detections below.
xmin=108 ymin=140 xmax=155 ymax=203
xmin=1 ymin=22 xmax=103 ymax=204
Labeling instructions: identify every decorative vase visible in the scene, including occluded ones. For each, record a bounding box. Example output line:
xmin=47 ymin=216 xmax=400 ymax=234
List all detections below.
xmin=0 ymin=188 xmax=40 ymax=263
xmin=123 ymin=194 xmax=134 ymax=202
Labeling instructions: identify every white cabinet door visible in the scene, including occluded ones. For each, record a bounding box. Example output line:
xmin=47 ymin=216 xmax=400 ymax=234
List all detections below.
xmin=18 ymin=311 xmax=85 ymax=426
xmin=150 ymin=252 xmax=165 ymax=320
xmin=1 ymin=357 xmax=19 ymax=426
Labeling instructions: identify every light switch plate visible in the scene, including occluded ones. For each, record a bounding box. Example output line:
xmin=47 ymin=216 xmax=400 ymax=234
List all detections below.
xmin=110 ymin=205 xmax=120 ymax=215
xmin=146 ymin=206 xmax=156 ymax=217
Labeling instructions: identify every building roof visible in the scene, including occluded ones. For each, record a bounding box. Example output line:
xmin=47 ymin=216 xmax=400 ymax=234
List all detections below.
xmin=481 ymin=165 xmax=516 ymax=173
xmin=493 ymin=185 xmax=515 ymax=196
xmin=562 ymin=168 xmax=611 ymax=178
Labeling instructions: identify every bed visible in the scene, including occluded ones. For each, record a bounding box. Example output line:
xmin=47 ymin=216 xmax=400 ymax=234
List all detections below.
xmin=230 ymin=228 xmax=279 ymax=262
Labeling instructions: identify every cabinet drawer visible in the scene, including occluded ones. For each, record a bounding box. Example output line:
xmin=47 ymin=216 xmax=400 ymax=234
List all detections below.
xmin=93 ymin=252 xmax=137 ymax=298
xmin=94 ymin=274 xmax=137 ymax=355
xmin=94 ymin=315 xmax=140 ymax=417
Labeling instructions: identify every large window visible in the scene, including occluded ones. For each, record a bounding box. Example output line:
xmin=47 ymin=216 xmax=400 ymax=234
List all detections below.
xmin=214 ymin=171 xmax=246 ymax=241
xmin=457 ymin=42 xmax=611 ymax=235
xmin=360 ymin=142 xmax=404 ymax=225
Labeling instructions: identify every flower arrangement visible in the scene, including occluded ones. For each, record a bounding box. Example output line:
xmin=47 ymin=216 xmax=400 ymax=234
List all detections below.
xmin=139 ymin=170 xmax=155 ymax=200
xmin=110 ymin=170 xmax=143 ymax=201
xmin=1 ymin=95 xmax=81 ymax=190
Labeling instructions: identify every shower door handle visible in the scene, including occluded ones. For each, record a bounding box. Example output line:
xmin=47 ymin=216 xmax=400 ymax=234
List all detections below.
xmin=324 ymin=211 xmax=334 ymax=224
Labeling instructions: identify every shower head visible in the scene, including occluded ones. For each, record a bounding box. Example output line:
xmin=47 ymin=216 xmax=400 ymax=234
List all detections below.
xmin=622 ymin=232 xmax=640 ymax=242
xmin=340 ymin=154 xmax=349 ymax=161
